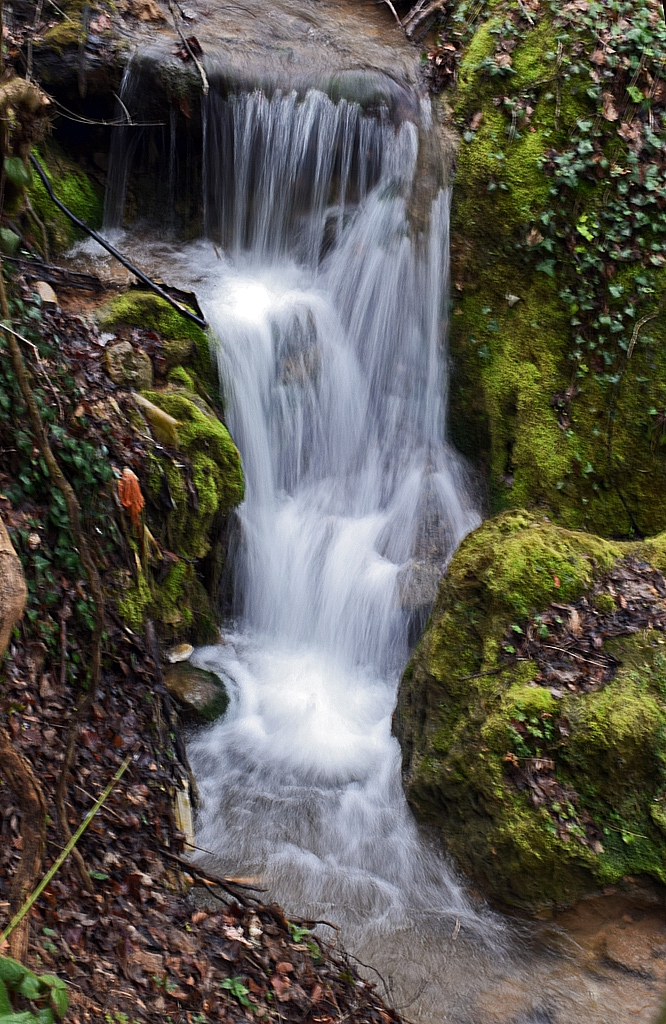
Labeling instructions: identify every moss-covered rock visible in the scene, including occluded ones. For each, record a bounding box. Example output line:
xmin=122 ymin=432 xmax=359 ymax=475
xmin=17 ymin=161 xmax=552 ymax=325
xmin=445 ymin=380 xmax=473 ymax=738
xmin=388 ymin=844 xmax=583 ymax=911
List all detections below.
xmin=98 ymin=290 xmax=243 ymax=644
xmin=141 ymin=389 xmax=243 ymax=560
xmin=27 ymin=143 xmax=103 ymax=253
xmin=97 ymin=290 xmax=217 ymax=396
xmin=164 ymin=662 xmax=229 ymax=724
xmin=443 ymin=0 xmax=666 ymax=536
xmin=394 ymin=510 xmax=666 ymax=910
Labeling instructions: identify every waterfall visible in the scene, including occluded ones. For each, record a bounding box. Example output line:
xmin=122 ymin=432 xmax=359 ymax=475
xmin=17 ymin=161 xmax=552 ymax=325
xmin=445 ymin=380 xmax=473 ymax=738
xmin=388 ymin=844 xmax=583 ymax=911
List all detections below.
xmin=101 ymin=79 xmax=508 ymax=1016
xmin=182 ymin=89 xmax=486 ymax=956
xmin=86 ymin=55 xmax=662 ymax=1024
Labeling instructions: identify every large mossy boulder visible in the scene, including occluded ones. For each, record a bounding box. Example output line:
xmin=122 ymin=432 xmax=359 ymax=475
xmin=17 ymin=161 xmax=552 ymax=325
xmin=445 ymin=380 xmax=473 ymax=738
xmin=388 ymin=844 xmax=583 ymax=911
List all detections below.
xmin=96 ymin=291 xmax=244 ymax=644
xmin=394 ymin=510 xmax=666 ymax=910
xmin=442 ymin=0 xmax=666 ymax=536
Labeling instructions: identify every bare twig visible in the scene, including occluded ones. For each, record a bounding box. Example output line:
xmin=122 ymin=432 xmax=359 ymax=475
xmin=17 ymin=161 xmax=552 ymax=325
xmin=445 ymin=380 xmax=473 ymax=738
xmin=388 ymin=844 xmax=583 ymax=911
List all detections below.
xmin=24 ymin=195 xmax=50 ymax=262
xmin=59 ymin=597 xmax=71 ymax=689
xmin=542 ymin=644 xmax=607 ymax=668
xmin=161 ymin=850 xmax=263 ymax=905
xmin=402 ymin=0 xmax=447 ymax=39
xmin=379 ymin=0 xmax=403 ymax=28
xmin=167 ymin=0 xmax=209 ymax=95
xmin=627 ymin=307 xmax=661 ymax=359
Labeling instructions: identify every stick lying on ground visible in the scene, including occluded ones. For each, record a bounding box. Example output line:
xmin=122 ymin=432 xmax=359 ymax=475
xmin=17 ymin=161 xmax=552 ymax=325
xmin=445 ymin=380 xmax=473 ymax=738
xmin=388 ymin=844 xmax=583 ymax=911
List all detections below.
xmin=0 ymin=755 xmax=132 ymax=948
xmin=5 ymin=255 xmax=108 ymax=292
xmin=29 ymin=154 xmax=208 ymax=330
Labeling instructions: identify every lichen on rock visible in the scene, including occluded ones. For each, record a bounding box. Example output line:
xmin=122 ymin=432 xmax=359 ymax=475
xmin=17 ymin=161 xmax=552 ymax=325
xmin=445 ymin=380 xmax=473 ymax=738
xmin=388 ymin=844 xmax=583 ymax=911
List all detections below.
xmin=394 ymin=510 xmax=666 ymax=909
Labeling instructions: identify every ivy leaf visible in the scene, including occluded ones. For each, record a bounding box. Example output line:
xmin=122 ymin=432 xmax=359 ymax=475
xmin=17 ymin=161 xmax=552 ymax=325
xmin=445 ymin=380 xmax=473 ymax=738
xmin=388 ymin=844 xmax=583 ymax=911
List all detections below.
xmin=0 ymin=978 xmax=12 ymax=1015
xmin=626 ymin=84 xmax=643 ymax=104
xmin=39 ymin=977 xmax=68 ymax=1019
xmin=0 ymin=957 xmax=27 ymax=987
xmin=536 ymin=259 xmax=556 ymax=277
xmin=3 ymin=156 xmax=30 ymax=188
xmin=18 ymin=972 xmax=42 ymax=1001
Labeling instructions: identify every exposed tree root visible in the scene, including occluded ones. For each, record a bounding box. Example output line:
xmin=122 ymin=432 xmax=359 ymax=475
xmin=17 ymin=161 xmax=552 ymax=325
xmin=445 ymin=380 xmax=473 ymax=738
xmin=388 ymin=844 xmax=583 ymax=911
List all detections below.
xmin=0 ymin=260 xmax=104 ymax=893
xmin=401 ymin=0 xmax=447 ymax=39
xmin=0 ymin=509 xmax=45 ymax=964
xmin=0 ymin=728 xmax=47 ymax=963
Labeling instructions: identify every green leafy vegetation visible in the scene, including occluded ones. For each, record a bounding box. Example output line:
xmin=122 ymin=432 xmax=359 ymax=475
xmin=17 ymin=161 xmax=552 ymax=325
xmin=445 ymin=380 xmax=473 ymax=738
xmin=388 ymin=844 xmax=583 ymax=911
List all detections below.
xmin=220 ymin=976 xmax=252 ymax=1008
xmin=0 ymin=955 xmax=68 ymax=1022
xmin=443 ymin=0 xmax=666 ymax=535
xmin=0 ymin=292 xmax=115 ymax=684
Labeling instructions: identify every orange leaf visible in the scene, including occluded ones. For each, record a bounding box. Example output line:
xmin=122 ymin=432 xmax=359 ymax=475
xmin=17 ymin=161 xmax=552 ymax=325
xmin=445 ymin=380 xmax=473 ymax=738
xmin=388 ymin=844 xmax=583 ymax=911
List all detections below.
xmin=118 ymin=468 xmax=145 ymax=529
xmin=553 ymin=575 xmax=561 ymax=588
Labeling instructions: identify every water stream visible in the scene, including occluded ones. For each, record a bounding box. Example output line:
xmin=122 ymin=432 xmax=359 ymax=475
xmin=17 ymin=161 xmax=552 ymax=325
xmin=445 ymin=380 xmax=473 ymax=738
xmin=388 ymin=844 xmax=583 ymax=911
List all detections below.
xmin=188 ymin=84 xmax=489 ymax=975
xmin=83 ymin=55 xmax=666 ymax=1023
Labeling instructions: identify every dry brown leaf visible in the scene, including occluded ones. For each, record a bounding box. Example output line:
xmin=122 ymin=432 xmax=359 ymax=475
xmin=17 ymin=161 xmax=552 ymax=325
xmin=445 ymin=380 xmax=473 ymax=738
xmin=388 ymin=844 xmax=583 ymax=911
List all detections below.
xmin=118 ymin=468 xmax=145 ymax=529
xmin=602 ymin=91 xmax=619 ymax=121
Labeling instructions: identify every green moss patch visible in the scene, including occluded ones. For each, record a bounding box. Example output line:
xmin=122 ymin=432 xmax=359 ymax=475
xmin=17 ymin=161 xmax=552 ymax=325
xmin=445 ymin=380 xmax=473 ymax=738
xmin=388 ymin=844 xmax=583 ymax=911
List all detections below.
xmin=27 ymin=144 xmax=103 ymax=253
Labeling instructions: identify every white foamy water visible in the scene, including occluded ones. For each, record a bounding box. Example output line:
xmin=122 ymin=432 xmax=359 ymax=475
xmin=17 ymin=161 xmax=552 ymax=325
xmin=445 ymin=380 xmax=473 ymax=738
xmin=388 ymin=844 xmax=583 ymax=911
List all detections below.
xmin=183 ymin=88 xmax=490 ymax=960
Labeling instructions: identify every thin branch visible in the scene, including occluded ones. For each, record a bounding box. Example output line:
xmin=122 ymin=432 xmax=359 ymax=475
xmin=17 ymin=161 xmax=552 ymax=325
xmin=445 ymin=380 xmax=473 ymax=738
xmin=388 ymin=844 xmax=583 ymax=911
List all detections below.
xmin=0 ymin=755 xmax=132 ymax=947
xmin=379 ymin=0 xmax=403 ymax=28
xmin=167 ymin=0 xmax=209 ymax=96
xmin=627 ymin=308 xmax=661 ymax=359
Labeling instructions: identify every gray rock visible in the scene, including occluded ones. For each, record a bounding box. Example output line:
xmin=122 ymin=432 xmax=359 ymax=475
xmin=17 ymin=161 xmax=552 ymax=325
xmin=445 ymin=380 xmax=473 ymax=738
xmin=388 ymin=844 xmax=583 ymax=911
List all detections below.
xmin=164 ymin=662 xmax=229 ymax=724
xmin=397 ymin=559 xmax=441 ymax=614
xmin=105 ymin=340 xmax=153 ymax=389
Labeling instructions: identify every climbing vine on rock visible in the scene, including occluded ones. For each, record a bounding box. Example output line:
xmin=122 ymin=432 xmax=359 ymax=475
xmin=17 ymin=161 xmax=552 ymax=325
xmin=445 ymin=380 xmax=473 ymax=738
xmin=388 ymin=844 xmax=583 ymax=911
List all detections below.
xmin=439 ymin=0 xmax=666 ymax=536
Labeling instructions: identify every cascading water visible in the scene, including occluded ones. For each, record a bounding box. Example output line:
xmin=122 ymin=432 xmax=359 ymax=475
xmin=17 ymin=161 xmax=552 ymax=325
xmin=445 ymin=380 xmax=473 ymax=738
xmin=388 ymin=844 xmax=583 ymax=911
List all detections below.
xmin=90 ymin=61 xmax=660 ymax=1022
xmin=184 ymin=86 xmax=495 ymax=1007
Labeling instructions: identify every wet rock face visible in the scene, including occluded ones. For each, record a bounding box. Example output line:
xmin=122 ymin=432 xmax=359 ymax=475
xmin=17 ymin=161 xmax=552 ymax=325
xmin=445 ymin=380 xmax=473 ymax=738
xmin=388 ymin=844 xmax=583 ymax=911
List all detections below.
xmin=394 ymin=510 xmax=666 ymax=911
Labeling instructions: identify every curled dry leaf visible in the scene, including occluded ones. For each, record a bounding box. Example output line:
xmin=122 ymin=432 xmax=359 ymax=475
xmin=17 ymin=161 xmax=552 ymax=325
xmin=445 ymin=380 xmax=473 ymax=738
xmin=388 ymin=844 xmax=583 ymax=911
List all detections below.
xmin=118 ymin=467 xmax=145 ymax=529
xmin=271 ymin=973 xmax=292 ymax=1001
xmin=602 ymin=91 xmax=619 ymax=121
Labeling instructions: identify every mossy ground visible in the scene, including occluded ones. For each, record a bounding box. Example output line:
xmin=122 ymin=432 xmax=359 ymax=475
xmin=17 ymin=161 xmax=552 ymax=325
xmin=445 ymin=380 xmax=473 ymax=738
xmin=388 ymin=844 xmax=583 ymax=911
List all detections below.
xmin=98 ymin=291 xmax=243 ymax=644
xmin=395 ymin=510 xmax=666 ymax=909
xmin=98 ymin=290 xmax=218 ymax=395
xmin=445 ymin=1 xmax=666 ymax=536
